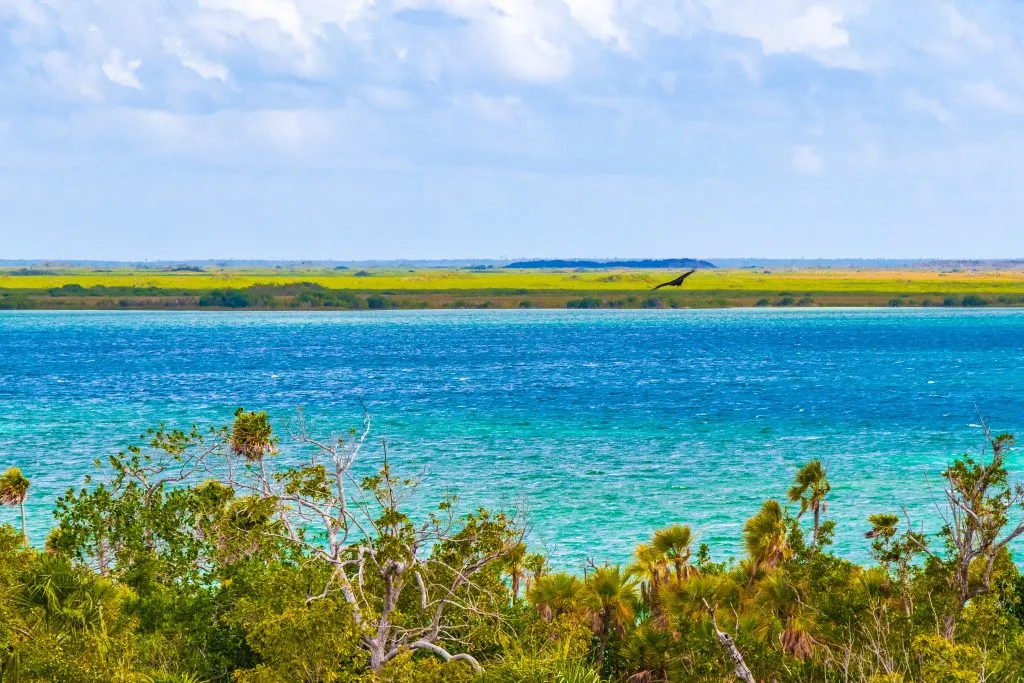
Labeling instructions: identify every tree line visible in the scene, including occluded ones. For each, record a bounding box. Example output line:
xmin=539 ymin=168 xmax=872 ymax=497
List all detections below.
xmin=2 ymin=410 xmax=1024 ymax=681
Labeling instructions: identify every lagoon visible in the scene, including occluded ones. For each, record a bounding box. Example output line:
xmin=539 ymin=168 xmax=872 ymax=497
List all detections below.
xmin=2 ymin=309 xmax=1023 ymax=566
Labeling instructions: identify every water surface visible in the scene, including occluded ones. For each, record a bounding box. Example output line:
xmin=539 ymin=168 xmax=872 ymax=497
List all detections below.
xmin=2 ymin=309 xmax=1022 ymax=565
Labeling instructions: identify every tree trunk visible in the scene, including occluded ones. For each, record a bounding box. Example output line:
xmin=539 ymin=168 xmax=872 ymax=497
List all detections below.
xmin=596 ymin=616 xmax=610 ymax=671
xmin=941 ymin=614 xmax=956 ymax=641
xmin=705 ymin=601 xmax=756 ymax=683
xmin=812 ymin=506 xmax=820 ymax=547
xmin=941 ymin=574 xmax=971 ymax=641
xmin=369 ymin=642 xmax=385 ymax=672
xmin=19 ymin=502 xmax=27 ymax=547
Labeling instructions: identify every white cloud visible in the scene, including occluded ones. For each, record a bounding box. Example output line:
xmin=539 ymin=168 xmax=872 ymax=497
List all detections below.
xmin=563 ymin=0 xmax=629 ymax=49
xmin=5 ymin=0 xmax=1024 ymax=179
xmin=89 ymin=107 xmax=348 ymax=158
xmin=942 ymin=4 xmax=993 ymax=51
xmin=451 ymin=92 xmax=529 ymax=124
xmin=198 ymin=0 xmax=308 ymax=46
xmin=473 ymin=10 xmax=573 ymax=82
xmin=172 ymin=42 xmax=231 ymax=82
xmin=965 ymin=80 xmax=1019 ymax=112
xmin=360 ymin=86 xmax=416 ymax=110
xmin=793 ymin=145 xmax=824 ymax=175
xmin=392 ymin=0 xmax=576 ymax=82
xmin=703 ymin=2 xmax=852 ymax=56
xmin=903 ymin=91 xmax=953 ymax=123
xmin=36 ymin=51 xmax=106 ymax=101
xmin=5 ymin=0 xmax=1012 ymax=103
xmin=101 ymin=49 xmax=142 ymax=89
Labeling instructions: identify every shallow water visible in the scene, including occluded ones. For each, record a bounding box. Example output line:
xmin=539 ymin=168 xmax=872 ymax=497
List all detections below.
xmin=2 ymin=309 xmax=1023 ymax=566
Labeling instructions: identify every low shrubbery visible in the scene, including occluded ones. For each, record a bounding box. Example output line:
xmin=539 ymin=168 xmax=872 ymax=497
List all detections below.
xmin=2 ymin=412 xmax=1024 ymax=681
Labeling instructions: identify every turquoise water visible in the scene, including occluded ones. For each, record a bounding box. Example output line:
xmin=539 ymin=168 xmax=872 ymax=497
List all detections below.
xmin=2 ymin=309 xmax=1023 ymax=567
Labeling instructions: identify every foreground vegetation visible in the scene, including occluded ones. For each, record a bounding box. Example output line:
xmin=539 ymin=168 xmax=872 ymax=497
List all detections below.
xmin=4 ymin=267 xmax=1024 ymax=309
xmin=3 ymin=410 xmax=1024 ymax=681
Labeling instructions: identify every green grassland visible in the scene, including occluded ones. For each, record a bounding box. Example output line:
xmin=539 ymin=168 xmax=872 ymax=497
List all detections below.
xmin=3 ymin=266 xmax=1024 ymax=309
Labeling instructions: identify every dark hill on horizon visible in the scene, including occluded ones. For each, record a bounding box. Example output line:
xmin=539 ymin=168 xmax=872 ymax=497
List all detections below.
xmin=506 ymin=258 xmax=716 ymax=269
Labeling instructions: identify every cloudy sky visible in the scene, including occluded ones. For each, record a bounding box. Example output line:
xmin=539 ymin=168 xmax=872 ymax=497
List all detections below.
xmin=2 ymin=0 xmax=1024 ymax=259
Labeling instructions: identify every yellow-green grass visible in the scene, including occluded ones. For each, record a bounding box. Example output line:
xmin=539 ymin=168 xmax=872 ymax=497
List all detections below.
xmin=5 ymin=267 xmax=1024 ymax=295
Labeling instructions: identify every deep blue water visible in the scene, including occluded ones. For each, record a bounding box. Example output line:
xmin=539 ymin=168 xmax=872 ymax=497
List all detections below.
xmin=1 ymin=309 xmax=1023 ymax=566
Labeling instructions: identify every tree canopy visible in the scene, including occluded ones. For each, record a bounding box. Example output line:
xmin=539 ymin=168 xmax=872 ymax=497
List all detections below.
xmin=2 ymin=410 xmax=1024 ymax=682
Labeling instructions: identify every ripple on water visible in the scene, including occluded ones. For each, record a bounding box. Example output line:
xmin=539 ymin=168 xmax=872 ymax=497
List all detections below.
xmin=1 ymin=309 xmax=1023 ymax=567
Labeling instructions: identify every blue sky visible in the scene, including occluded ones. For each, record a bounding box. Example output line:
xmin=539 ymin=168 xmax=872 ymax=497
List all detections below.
xmin=2 ymin=0 xmax=1024 ymax=260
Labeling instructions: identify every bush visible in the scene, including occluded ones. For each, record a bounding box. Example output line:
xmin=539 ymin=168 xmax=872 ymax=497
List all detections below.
xmin=9 ymin=411 xmax=1024 ymax=683
xmin=962 ymin=295 xmax=988 ymax=307
xmin=199 ymin=289 xmax=252 ymax=308
xmin=367 ymin=295 xmax=391 ymax=310
xmin=293 ymin=290 xmax=363 ymax=309
xmin=756 ymin=298 xmax=771 ymax=307
xmin=48 ymin=284 xmax=88 ymax=296
xmin=0 ymin=293 xmax=31 ymax=310
xmin=566 ymin=297 xmax=601 ymax=309
xmin=944 ymin=296 xmax=961 ymax=307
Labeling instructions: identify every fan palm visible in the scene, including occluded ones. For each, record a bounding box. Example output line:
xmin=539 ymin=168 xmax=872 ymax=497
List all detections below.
xmin=529 ymin=572 xmax=583 ymax=622
xmin=787 ymin=460 xmax=830 ymax=547
xmin=629 ymin=543 xmax=666 ymax=615
xmin=743 ymin=500 xmax=792 ymax=579
xmin=18 ymin=554 xmax=123 ymax=634
xmin=651 ymin=524 xmax=697 ymax=584
xmin=504 ymin=541 xmax=527 ymax=601
xmin=0 ymin=466 xmax=30 ymax=546
xmin=865 ymin=513 xmax=900 ymax=542
xmin=583 ymin=566 xmax=639 ymax=668
xmin=662 ymin=573 xmax=740 ymax=625
xmin=623 ymin=623 xmax=674 ymax=682
xmin=753 ymin=570 xmax=814 ymax=660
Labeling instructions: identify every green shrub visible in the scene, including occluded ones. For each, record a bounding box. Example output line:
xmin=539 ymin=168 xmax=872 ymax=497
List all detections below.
xmin=566 ymin=297 xmax=601 ymax=309
xmin=367 ymin=295 xmax=391 ymax=310
xmin=199 ymin=289 xmax=252 ymax=308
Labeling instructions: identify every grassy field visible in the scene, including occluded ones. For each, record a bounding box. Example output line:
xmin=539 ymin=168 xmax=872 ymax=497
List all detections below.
xmin=5 ymin=267 xmax=1024 ymax=293
xmin=3 ymin=266 xmax=1024 ymax=309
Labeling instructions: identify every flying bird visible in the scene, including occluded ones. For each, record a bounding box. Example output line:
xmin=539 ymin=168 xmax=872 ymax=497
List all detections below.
xmin=651 ymin=270 xmax=696 ymax=291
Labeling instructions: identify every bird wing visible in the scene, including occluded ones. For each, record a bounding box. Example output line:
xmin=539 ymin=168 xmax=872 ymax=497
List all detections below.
xmin=651 ymin=270 xmax=696 ymax=291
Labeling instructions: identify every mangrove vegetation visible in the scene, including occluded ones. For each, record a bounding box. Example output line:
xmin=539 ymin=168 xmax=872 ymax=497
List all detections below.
xmin=2 ymin=411 xmax=1024 ymax=681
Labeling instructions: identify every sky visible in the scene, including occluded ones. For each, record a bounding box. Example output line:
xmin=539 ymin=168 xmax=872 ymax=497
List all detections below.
xmin=2 ymin=0 xmax=1024 ymax=260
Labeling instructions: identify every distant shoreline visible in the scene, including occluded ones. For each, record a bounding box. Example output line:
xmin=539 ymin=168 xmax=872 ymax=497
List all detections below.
xmin=5 ymin=258 xmax=1024 ymax=269
xmin=4 ymin=266 xmax=1024 ymax=310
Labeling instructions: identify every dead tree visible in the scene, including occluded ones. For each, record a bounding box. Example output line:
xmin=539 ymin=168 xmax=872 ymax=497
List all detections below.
xmin=57 ymin=408 xmax=524 ymax=675
xmin=926 ymin=427 xmax=1024 ymax=640
xmin=704 ymin=599 xmax=756 ymax=683
xmin=221 ymin=408 xmax=526 ymax=673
